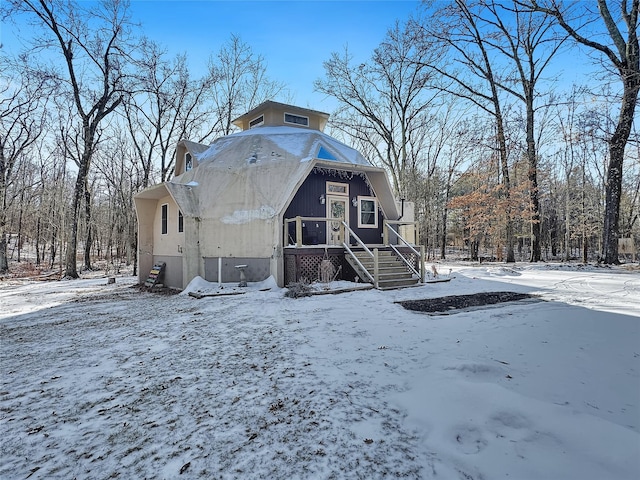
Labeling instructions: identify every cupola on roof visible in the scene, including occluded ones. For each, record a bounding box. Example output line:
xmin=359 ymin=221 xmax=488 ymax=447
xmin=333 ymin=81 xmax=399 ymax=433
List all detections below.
xmin=232 ymin=100 xmax=330 ymax=132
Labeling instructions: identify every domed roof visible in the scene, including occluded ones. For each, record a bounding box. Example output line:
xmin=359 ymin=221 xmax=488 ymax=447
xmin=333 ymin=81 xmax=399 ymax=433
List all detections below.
xmin=193 ymin=125 xmax=371 ymax=168
xmin=137 ymin=103 xmax=399 ymax=224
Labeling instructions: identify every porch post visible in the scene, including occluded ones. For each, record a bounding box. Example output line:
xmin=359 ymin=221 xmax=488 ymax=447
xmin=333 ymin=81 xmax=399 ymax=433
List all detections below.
xmin=383 ymin=221 xmax=389 ymax=246
xmin=373 ymin=248 xmax=379 ymax=289
xmin=295 ymin=216 xmax=302 ymax=247
xmin=420 ymin=244 xmax=425 ymax=283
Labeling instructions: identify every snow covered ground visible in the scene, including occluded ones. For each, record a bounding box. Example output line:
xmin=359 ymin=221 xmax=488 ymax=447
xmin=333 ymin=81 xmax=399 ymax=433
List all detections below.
xmin=1 ymin=263 xmax=639 ymax=479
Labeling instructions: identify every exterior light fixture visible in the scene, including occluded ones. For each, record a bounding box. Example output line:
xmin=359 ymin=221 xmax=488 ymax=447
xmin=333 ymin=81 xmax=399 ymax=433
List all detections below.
xmin=319 ymin=194 xmax=325 ymax=204
xmin=352 ymin=196 xmax=358 ymax=207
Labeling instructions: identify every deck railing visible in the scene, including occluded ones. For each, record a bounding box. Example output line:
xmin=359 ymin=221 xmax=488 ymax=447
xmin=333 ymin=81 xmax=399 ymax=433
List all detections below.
xmin=284 ymin=216 xmax=344 ymax=247
xmin=284 ymin=216 xmax=423 ymax=286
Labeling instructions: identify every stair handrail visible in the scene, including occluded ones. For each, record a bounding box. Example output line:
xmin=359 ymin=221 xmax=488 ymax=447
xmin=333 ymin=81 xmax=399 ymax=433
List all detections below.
xmin=343 ymin=243 xmax=375 ymax=284
xmin=342 ymin=221 xmax=373 ymax=257
xmin=385 ymin=222 xmax=423 ymax=281
xmin=341 ymin=221 xmax=376 ymax=285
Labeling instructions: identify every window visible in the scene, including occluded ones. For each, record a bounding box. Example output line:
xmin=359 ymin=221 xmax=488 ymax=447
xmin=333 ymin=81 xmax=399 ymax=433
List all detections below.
xmin=317 ymin=145 xmax=337 ymax=160
xmin=284 ymin=112 xmax=309 ymax=127
xmin=326 ymin=181 xmax=348 ymax=196
xmin=161 ymin=204 xmax=168 ymax=234
xmin=358 ymin=196 xmax=378 ymax=228
xmin=178 ymin=210 xmax=184 ymax=233
xmin=249 ymin=115 xmax=264 ymax=128
xmin=185 ymin=152 xmax=193 ymax=171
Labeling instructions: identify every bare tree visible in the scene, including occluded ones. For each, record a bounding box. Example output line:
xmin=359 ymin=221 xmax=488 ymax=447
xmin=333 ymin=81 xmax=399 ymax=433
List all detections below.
xmin=524 ymin=0 xmax=639 ymax=263
xmin=93 ymin=129 xmax=141 ymax=274
xmin=419 ymin=0 xmax=519 ymax=261
xmin=0 ymin=56 xmax=52 ymax=272
xmin=5 ymin=0 xmax=134 ymax=277
xmin=207 ymin=34 xmax=288 ymax=137
xmin=439 ymin=115 xmax=484 ymax=259
xmin=483 ymin=0 xmax=566 ymax=261
xmin=316 ymin=19 xmax=444 ymax=197
xmin=124 ymin=38 xmax=216 ymax=184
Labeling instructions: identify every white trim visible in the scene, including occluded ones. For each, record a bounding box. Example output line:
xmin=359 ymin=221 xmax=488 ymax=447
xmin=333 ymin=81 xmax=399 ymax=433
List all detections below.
xmin=326 ymin=195 xmax=349 ymax=245
xmin=284 ymin=112 xmax=309 ymax=127
xmin=326 ymin=181 xmax=349 ymax=196
xmin=249 ymin=114 xmax=264 ymax=128
xmin=357 ymin=196 xmax=378 ymax=229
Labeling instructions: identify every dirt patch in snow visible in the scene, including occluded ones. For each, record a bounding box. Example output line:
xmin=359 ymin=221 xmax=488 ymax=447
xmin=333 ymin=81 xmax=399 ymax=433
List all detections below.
xmin=130 ymin=283 xmax=181 ymax=295
xmin=397 ymin=291 xmax=537 ymax=313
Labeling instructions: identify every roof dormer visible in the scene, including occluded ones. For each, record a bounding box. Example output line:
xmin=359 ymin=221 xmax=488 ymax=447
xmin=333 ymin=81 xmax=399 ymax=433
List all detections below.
xmin=232 ymin=101 xmax=329 ymax=132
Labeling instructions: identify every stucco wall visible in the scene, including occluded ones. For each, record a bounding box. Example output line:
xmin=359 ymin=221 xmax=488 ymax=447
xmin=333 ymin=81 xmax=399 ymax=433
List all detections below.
xmin=152 ymin=255 xmax=184 ymax=289
xmin=135 ymin=197 xmax=157 ymax=286
xmin=154 ymin=195 xmax=186 ymax=257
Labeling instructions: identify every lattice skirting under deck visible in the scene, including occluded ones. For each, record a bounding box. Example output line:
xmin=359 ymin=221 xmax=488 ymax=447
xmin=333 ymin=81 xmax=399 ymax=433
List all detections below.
xmin=284 ymin=250 xmax=345 ymax=285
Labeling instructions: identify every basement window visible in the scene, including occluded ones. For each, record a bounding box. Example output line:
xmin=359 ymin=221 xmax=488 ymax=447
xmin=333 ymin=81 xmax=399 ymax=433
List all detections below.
xmin=249 ymin=115 xmax=264 ymax=128
xmin=161 ymin=204 xmax=168 ymax=234
xmin=178 ymin=210 xmax=184 ymax=233
xmin=284 ymin=112 xmax=309 ymax=127
xmin=358 ymin=196 xmax=378 ymax=228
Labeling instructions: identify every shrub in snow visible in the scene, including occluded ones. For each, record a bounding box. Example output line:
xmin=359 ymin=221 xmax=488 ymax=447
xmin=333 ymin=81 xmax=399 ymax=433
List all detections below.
xmin=284 ymin=279 xmax=312 ymax=298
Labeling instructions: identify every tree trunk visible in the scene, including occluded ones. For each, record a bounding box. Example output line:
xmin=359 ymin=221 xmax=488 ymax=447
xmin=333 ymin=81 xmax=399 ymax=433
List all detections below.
xmin=83 ymin=179 xmax=92 ymax=271
xmin=0 ymin=149 xmax=7 ymax=272
xmin=16 ymin=189 xmax=24 ymax=263
xmin=565 ymin=171 xmax=571 ymax=261
xmin=0 ymin=234 xmax=7 ymax=272
xmin=526 ymin=95 xmax=542 ymax=262
xmin=64 ymin=160 xmax=89 ymax=279
xmin=470 ymin=239 xmax=479 ymax=261
xmin=35 ymin=216 xmax=41 ymax=266
xmin=0 ymin=161 xmax=7 ymax=271
xmin=440 ymin=207 xmax=448 ymax=260
xmin=495 ymin=116 xmax=515 ymax=263
xmin=601 ymin=76 xmax=637 ymax=263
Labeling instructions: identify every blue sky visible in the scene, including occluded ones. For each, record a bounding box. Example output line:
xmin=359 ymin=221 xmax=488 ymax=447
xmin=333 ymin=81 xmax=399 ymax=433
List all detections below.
xmin=127 ymin=0 xmax=422 ymax=110
xmin=2 ymin=0 xmax=602 ymax=113
xmin=1 ymin=0 xmax=421 ymax=111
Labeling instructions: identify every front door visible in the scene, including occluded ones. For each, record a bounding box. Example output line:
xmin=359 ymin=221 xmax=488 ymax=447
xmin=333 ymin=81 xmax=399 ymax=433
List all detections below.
xmin=327 ymin=195 xmax=348 ymax=245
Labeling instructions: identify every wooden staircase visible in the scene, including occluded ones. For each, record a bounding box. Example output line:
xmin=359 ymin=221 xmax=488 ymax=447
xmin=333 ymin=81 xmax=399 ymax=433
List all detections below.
xmin=345 ymin=249 xmax=420 ymax=290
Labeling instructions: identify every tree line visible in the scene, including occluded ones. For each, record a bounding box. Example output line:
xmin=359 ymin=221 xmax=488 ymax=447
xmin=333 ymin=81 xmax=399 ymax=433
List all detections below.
xmin=315 ymin=0 xmax=638 ymax=263
xmin=1 ymin=0 xmax=638 ymax=279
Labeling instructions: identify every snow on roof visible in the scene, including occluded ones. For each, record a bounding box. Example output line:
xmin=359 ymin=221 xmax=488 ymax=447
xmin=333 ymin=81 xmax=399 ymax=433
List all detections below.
xmin=170 ymin=124 xmax=398 ymax=222
xmin=194 ymin=126 xmax=370 ymax=167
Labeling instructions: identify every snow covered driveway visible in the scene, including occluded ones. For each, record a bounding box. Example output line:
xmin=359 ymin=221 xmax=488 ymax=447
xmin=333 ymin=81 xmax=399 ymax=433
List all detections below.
xmin=1 ymin=265 xmax=639 ymax=479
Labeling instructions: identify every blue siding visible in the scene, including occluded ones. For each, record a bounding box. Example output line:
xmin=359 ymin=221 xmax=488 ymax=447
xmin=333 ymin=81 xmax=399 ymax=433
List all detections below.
xmin=284 ymin=170 xmax=384 ymax=245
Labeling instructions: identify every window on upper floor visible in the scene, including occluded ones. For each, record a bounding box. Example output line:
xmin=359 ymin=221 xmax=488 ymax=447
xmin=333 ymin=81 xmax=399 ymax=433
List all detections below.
xmin=178 ymin=210 xmax=184 ymax=233
xmin=185 ymin=152 xmax=193 ymax=171
xmin=284 ymin=112 xmax=309 ymax=127
xmin=317 ymin=145 xmax=337 ymax=160
xmin=161 ymin=204 xmax=168 ymax=234
xmin=249 ymin=115 xmax=264 ymax=128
